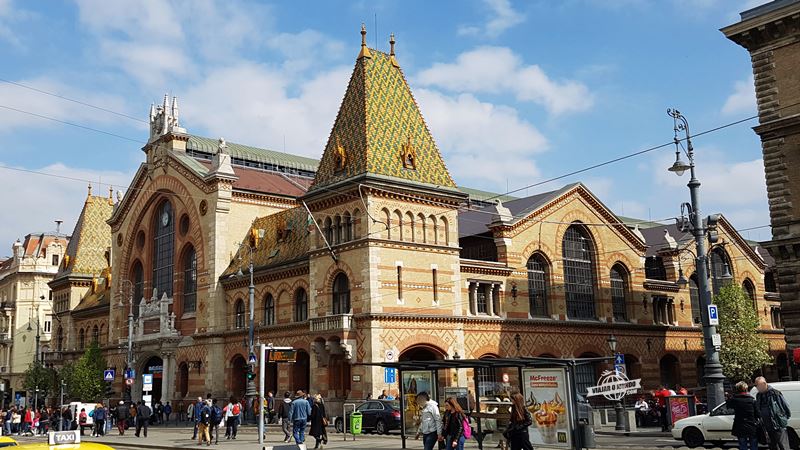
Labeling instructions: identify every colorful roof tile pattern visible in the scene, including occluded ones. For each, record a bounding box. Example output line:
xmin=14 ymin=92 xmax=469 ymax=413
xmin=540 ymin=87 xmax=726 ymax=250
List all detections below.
xmin=55 ymin=195 xmax=114 ymax=279
xmin=309 ymin=48 xmax=457 ymax=192
xmin=222 ymin=207 xmax=311 ymax=277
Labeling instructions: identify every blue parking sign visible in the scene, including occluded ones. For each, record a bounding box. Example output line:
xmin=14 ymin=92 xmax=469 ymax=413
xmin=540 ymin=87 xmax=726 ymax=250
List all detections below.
xmin=708 ymin=305 xmax=719 ymax=325
xmin=384 ymin=368 xmax=396 ymax=384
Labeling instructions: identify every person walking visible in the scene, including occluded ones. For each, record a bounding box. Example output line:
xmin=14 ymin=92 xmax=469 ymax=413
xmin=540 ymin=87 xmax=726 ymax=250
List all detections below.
xmin=288 ymin=390 xmax=311 ymax=445
xmin=756 ymin=377 xmax=792 ymax=450
xmin=116 ymin=401 xmax=128 ymax=436
xmin=277 ymin=391 xmax=292 ymax=442
xmin=4 ymin=407 xmax=12 ymax=436
xmin=197 ymin=400 xmax=211 ymax=446
xmin=77 ymin=408 xmax=87 ymax=436
xmin=93 ymin=403 xmax=106 ymax=437
xmin=135 ymin=401 xmax=151 ymax=438
xmin=164 ymin=402 xmax=172 ymax=425
xmin=224 ymin=396 xmax=241 ymax=440
xmin=209 ymin=399 xmax=223 ymax=445
xmin=309 ymin=394 xmax=328 ymax=449
xmin=191 ymin=397 xmax=202 ymax=440
xmin=727 ymin=381 xmax=761 ymax=450
xmin=414 ymin=392 xmax=441 ymax=450
xmin=61 ymin=406 xmax=72 ymax=432
xmin=155 ymin=402 xmax=164 ymax=425
xmin=441 ymin=397 xmax=466 ymax=450
xmin=653 ymin=385 xmax=671 ymax=432
xmin=504 ymin=393 xmax=533 ymax=450
xmin=266 ymin=392 xmax=275 ymax=424
xmin=127 ymin=403 xmax=137 ymax=431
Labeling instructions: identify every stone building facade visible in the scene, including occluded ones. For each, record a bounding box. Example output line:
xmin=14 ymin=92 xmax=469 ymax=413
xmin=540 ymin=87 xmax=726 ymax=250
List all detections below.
xmin=47 ymin=30 xmax=785 ymax=411
xmin=723 ymin=0 xmax=800 ymax=377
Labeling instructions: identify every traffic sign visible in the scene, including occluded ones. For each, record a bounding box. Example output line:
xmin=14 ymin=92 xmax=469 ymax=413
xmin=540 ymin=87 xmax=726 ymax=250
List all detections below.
xmin=708 ymin=305 xmax=719 ymax=326
xmin=385 ymin=350 xmax=395 ymax=362
xmin=614 ymin=353 xmax=625 ymax=365
xmin=614 ymin=364 xmax=627 ymax=375
xmin=712 ymin=333 xmax=722 ymax=347
xmin=248 ymin=353 xmax=257 ymax=365
xmin=125 ymin=378 xmax=134 ymax=386
xmin=143 ymin=374 xmax=153 ymax=392
xmin=103 ymin=370 xmax=115 ymax=382
xmin=384 ymin=368 xmax=396 ymax=384
xmin=125 ymin=368 xmax=135 ymax=379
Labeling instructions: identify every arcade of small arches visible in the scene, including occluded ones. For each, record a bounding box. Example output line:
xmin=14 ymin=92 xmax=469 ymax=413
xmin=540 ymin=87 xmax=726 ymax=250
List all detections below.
xmin=379 ymin=208 xmax=450 ymax=245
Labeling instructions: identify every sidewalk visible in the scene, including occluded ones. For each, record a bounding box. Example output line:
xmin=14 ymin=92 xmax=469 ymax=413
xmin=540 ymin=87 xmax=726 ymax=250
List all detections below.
xmin=594 ymin=425 xmax=672 ymax=438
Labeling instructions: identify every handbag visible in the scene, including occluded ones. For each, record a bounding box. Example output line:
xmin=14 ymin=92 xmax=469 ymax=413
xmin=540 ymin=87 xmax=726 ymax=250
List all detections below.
xmin=322 ymin=417 xmax=329 ymax=427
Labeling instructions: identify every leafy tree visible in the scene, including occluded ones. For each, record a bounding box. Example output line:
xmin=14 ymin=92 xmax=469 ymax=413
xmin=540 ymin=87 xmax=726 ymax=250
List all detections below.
xmin=63 ymin=342 xmax=107 ymax=401
xmin=715 ymin=283 xmax=773 ymax=382
xmin=22 ymin=360 xmax=57 ymax=399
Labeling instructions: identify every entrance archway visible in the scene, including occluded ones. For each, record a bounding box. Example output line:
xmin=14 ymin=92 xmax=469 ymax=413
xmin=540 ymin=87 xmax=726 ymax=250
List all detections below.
xmin=178 ymin=363 xmax=189 ymax=398
xmin=142 ymin=356 xmax=164 ymax=402
xmin=292 ymin=350 xmax=310 ymax=392
xmin=399 ymin=345 xmax=446 ymax=361
xmin=265 ymin=363 xmax=278 ymax=396
xmin=660 ymin=354 xmax=680 ymax=388
xmin=230 ymin=355 xmax=247 ymax=398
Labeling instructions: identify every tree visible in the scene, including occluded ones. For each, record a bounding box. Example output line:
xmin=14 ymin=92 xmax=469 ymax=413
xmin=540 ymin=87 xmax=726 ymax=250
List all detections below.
xmin=715 ymin=283 xmax=773 ymax=382
xmin=22 ymin=360 xmax=57 ymax=399
xmin=63 ymin=342 xmax=107 ymax=401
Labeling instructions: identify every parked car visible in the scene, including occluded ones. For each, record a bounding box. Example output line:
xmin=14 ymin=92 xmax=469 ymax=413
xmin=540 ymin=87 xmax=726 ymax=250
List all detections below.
xmin=672 ymin=381 xmax=800 ymax=448
xmin=334 ymin=400 xmax=401 ymax=435
xmin=0 ymin=437 xmax=17 ymax=447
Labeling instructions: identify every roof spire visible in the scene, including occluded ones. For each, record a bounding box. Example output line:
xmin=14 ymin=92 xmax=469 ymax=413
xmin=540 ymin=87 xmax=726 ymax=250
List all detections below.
xmin=389 ymin=33 xmax=399 ymax=67
xmin=358 ymin=23 xmax=371 ymax=59
xmin=87 ymin=183 xmax=92 ymax=198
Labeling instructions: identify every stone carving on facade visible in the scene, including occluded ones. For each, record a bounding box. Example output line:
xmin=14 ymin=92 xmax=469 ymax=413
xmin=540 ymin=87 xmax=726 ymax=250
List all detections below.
xmin=148 ymin=94 xmax=186 ymax=143
xmin=136 ymin=290 xmax=179 ymax=341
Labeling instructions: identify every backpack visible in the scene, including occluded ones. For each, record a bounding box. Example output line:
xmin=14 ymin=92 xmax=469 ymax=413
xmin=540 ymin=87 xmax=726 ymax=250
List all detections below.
xmin=232 ymin=404 xmax=241 ymax=416
xmin=462 ymin=414 xmax=472 ymax=440
xmin=211 ymin=406 xmax=222 ymax=424
xmin=200 ymin=407 xmax=211 ymax=425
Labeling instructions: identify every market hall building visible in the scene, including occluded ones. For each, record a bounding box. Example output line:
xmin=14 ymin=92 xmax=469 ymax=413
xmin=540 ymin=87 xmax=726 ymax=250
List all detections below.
xmin=45 ymin=30 xmax=785 ymax=412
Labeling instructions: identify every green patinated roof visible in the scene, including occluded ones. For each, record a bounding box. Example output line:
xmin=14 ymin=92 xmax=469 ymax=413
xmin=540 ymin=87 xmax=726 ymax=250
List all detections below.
xmin=55 ymin=195 xmax=113 ymax=279
xmin=309 ymin=49 xmax=458 ymax=192
xmin=186 ymin=135 xmax=319 ymax=173
xmin=460 ymin=187 xmax=517 ymax=203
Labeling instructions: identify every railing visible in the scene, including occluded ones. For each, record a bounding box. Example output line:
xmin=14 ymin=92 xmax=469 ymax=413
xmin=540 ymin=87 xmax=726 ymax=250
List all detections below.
xmin=309 ymin=314 xmax=354 ymax=333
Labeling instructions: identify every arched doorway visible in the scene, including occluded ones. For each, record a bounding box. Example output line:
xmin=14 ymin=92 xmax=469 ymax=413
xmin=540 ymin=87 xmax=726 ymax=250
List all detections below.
xmin=265 ymin=363 xmax=278 ymax=396
xmin=660 ymin=354 xmax=680 ymax=388
xmin=177 ymin=363 xmax=189 ymax=398
xmin=142 ymin=356 xmax=164 ymax=402
xmin=230 ymin=355 xmax=247 ymax=398
xmin=292 ymin=350 xmax=310 ymax=392
xmin=624 ymin=354 xmax=641 ymax=381
xmin=399 ymin=345 xmax=446 ymax=362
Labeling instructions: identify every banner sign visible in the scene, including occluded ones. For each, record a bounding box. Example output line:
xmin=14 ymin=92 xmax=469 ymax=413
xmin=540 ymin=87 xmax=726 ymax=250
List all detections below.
xmin=522 ymin=368 xmax=572 ymax=448
xmin=402 ymin=370 xmax=434 ymax=437
xmin=586 ymin=371 xmax=641 ymax=401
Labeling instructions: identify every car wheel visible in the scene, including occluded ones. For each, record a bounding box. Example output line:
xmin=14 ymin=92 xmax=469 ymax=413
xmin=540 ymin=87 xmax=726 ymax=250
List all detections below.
xmin=788 ymin=427 xmax=800 ymax=450
xmin=335 ymin=418 xmax=344 ymax=434
xmin=682 ymin=427 xmax=705 ymax=448
xmin=376 ymin=419 xmax=387 ymax=435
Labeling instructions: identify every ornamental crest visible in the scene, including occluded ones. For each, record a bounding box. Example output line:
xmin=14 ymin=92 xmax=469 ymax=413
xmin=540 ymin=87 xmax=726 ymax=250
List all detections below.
xmin=334 ymin=136 xmax=347 ymax=172
xmin=401 ymin=136 xmax=417 ymax=170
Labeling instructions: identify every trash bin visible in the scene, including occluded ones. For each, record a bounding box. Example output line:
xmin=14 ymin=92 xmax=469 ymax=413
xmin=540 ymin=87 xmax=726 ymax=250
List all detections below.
xmin=578 ymin=418 xmax=595 ymax=449
xmin=350 ymin=412 xmax=363 ymax=435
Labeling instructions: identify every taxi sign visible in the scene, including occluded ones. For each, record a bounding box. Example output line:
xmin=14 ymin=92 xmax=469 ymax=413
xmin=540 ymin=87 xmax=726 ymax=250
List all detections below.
xmin=48 ymin=430 xmax=81 ymax=445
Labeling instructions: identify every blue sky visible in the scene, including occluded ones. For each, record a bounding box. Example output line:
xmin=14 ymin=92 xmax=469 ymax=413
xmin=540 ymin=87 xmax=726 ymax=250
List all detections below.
xmin=0 ymin=0 xmax=772 ymax=250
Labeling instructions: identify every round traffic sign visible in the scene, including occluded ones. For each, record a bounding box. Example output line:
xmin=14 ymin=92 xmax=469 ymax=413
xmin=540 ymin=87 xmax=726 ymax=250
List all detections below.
xmin=125 ymin=378 xmax=134 ymax=386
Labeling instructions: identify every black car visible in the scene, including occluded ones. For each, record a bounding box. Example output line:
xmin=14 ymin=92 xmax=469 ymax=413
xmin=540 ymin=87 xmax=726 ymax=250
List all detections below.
xmin=335 ymin=400 xmax=401 ymax=435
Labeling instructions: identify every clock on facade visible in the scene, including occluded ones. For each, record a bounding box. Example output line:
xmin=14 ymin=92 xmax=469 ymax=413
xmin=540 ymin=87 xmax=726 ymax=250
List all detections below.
xmin=161 ymin=211 xmax=170 ymax=227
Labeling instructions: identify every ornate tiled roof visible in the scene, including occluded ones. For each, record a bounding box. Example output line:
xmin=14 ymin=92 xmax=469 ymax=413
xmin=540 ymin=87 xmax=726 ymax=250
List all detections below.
xmin=309 ymin=43 xmax=458 ymax=193
xmin=55 ymin=193 xmax=114 ymax=280
xmin=222 ymin=207 xmax=310 ymax=277
xmin=72 ymin=270 xmax=111 ymax=315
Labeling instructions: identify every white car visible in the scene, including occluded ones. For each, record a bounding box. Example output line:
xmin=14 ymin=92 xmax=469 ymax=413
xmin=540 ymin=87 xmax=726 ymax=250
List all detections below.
xmin=672 ymin=381 xmax=800 ymax=448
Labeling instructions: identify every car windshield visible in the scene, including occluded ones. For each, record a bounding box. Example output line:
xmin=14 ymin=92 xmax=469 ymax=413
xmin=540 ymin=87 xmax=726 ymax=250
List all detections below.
xmin=384 ymin=400 xmax=400 ymax=409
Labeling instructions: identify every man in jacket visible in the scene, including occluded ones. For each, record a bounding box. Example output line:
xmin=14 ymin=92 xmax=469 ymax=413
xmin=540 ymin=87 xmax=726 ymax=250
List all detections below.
xmin=287 ymin=390 xmax=311 ymax=445
xmin=115 ymin=402 xmax=128 ymax=436
xmin=756 ymin=377 xmax=792 ymax=450
xmin=135 ymin=401 xmax=151 ymax=438
xmin=414 ymin=392 xmax=442 ymax=450
xmin=191 ymin=397 xmax=203 ymax=440
xmin=277 ymin=391 xmax=292 ymax=442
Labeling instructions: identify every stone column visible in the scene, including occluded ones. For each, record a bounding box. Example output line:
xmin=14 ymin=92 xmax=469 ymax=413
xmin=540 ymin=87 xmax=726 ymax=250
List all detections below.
xmin=468 ymin=282 xmax=477 ymax=315
xmin=161 ymin=351 xmax=174 ymax=404
xmin=493 ymin=284 xmax=502 ymax=317
xmin=486 ymin=284 xmax=494 ymax=316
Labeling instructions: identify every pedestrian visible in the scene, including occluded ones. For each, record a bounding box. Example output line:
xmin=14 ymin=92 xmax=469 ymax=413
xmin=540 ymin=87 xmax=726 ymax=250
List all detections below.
xmin=288 ymin=390 xmax=311 ymax=445
xmin=4 ymin=407 xmax=12 ymax=436
xmin=11 ymin=408 xmax=19 ymax=435
xmin=756 ymin=376 xmax=791 ymax=450
xmin=503 ymin=392 xmax=533 ymax=450
xmin=224 ymin=396 xmax=241 ymax=439
xmin=309 ymin=394 xmax=328 ymax=449
xmin=93 ymin=403 xmax=106 ymax=437
xmin=78 ymin=408 xmax=87 ymax=436
xmin=23 ymin=407 xmax=32 ymax=436
xmin=178 ymin=401 xmax=185 ymax=424
xmin=116 ymin=401 xmax=128 ymax=436
xmin=277 ymin=391 xmax=292 ymax=442
xmin=210 ymin=399 xmax=222 ymax=445
xmin=653 ymin=385 xmax=671 ymax=432
xmin=726 ymin=381 xmax=761 ymax=450
xmin=266 ymin=392 xmax=275 ymax=424
xmin=191 ymin=397 xmax=202 ymax=440
xmin=634 ymin=395 xmax=650 ymax=428
xmin=677 ymin=385 xmax=689 ymax=396
xmin=378 ymin=390 xmax=388 ymax=400
xmin=61 ymin=406 xmax=72 ymax=432
xmin=197 ymin=400 xmax=211 ymax=446
xmin=414 ymin=392 xmax=441 ymax=450
xmin=164 ymin=402 xmax=172 ymax=425
xmin=38 ymin=408 xmax=49 ymax=435
xmin=441 ymin=397 xmax=466 ymax=450
xmin=128 ymin=403 xmax=137 ymax=431
xmin=135 ymin=400 xmax=151 ymax=438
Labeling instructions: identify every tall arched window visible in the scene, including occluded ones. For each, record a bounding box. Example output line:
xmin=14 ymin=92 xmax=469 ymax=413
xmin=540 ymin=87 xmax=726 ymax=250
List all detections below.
xmin=152 ymin=201 xmax=175 ymax=298
xmin=689 ymin=273 xmax=701 ymax=325
xmin=294 ymin=288 xmax=308 ymax=322
xmin=332 ymin=273 xmax=351 ymax=315
xmin=562 ymin=225 xmax=596 ymax=319
xmin=382 ymin=209 xmax=391 ymax=240
xmin=610 ymin=264 xmax=628 ymax=321
xmin=234 ymin=299 xmax=245 ymax=329
xmin=324 ymin=217 xmax=333 ymax=245
xmin=132 ymin=261 xmax=144 ymax=319
xmin=264 ymin=294 xmax=275 ymax=325
xmin=182 ymin=246 xmax=197 ymax=314
xmin=710 ymin=247 xmax=732 ymax=295
xmin=343 ymin=212 xmax=352 ymax=242
xmin=526 ymin=254 xmax=549 ymax=317
xmin=743 ymin=279 xmax=757 ymax=310
xmin=334 ymin=215 xmax=342 ymax=244
xmin=92 ymin=325 xmax=99 ymax=344
xmin=78 ymin=328 xmax=85 ymax=349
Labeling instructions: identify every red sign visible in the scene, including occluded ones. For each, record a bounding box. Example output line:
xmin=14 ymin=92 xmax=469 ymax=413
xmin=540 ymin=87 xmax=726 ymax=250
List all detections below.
xmin=670 ymin=397 xmax=691 ymax=425
xmin=793 ymin=348 xmax=800 ymax=364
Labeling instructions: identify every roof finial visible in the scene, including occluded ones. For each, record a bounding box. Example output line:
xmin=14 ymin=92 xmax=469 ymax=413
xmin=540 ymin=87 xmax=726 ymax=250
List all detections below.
xmin=87 ymin=183 xmax=92 ymax=197
xmin=389 ymin=33 xmax=395 ymax=56
xmin=358 ymin=23 xmax=371 ymax=59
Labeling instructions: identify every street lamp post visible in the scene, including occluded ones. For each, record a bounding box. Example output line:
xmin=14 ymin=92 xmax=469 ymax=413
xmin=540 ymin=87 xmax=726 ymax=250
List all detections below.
xmin=119 ymin=280 xmax=135 ymax=403
xmin=666 ymin=108 xmax=726 ymax=410
xmin=607 ymin=334 xmax=628 ymax=431
xmin=237 ymin=229 xmax=264 ymax=423
xmin=27 ymin=301 xmax=42 ymax=364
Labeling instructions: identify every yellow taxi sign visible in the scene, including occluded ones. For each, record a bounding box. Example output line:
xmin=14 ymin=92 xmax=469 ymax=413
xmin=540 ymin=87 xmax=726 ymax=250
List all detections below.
xmin=48 ymin=431 xmax=80 ymax=446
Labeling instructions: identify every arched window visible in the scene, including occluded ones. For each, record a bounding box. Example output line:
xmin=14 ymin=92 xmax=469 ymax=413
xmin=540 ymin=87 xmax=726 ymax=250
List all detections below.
xmin=743 ymin=279 xmax=757 ymax=310
xmin=294 ymin=288 xmax=308 ymax=322
xmin=78 ymin=328 xmax=85 ymax=349
xmin=234 ymin=299 xmax=245 ymax=329
xmin=689 ymin=273 xmax=701 ymax=325
xmin=406 ymin=211 xmax=415 ymax=243
xmin=343 ymin=212 xmax=352 ymax=242
xmin=562 ymin=225 xmax=596 ymax=319
xmin=526 ymin=254 xmax=549 ymax=317
xmin=182 ymin=246 xmax=197 ymax=314
xmin=264 ymin=294 xmax=275 ymax=325
xmin=418 ymin=213 xmax=427 ymax=243
xmin=92 ymin=325 xmax=99 ymax=344
xmin=332 ymin=273 xmax=351 ymax=315
xmin=710 ymin=247 xmax=732 ymax=295
xmin=132 ymin=260 xmax=144 ymax=320
xmin=765 ymin=271 xmax=777 ymax=293
xmin=394 ymin=210 xmax=403 ymax=241
xmin=324 ymin=217 xmax=333 ymax=245
xmin=429 ymin=215 xmax=438 ymax=244
xmin=440 ymin=217 xmax=449 ymax=246
xmin=152 ymin=200 xmax=175 ymax=298
xmin=610 ymin=264 xmax=628 ymax=321
xmin=334 ymin=215 xmax=342 ymax=244
xmin=382 ymin=209 xmax=391 ymax=240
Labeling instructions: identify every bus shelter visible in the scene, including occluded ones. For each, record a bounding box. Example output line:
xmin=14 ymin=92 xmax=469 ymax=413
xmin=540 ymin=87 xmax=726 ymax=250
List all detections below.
xmin=364 ymin=356 xmax=611 ymax=450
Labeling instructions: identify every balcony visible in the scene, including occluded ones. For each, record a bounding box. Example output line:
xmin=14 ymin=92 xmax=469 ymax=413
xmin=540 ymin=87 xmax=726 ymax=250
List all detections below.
xmin=0 ymin=332 xmax=11 ymax=345
xmin=309 ymin=314 xmax=354 ymax=333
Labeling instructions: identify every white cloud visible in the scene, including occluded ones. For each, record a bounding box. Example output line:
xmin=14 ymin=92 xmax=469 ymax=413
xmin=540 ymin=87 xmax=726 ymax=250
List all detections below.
xmin=265 ymin=30 xmax=346 ymax=74
xmin=457 ymin=0 xmax=525 ymax=38
xmin=415 ymin=88 xmax=546 ymax=188
xmin=721 ymin=76 xmax=756 ymax=116
xmin=0 ymin=163 xmax=133 ymax=253
xmin=416 ymin=47 xmax=593 ymax=115
xmin=0 ymin=0 xmax=29 ymax=47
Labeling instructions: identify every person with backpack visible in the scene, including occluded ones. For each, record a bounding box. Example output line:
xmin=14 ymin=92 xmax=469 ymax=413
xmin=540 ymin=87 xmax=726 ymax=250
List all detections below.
xmin=224 ymin=397 xmax=241 ymax=439
xmin=441 ymin=397 xmax=466 ymax=450
xmin=116 ymin=401 xmax=128 ymax=436
xmin=504 ymin=393 xmax=533 ymax=450
xmin=277 ymin=391 xmax=292 ymax=442
xmin=756 ymin=377 xmax=792 ymax=450
xmin=135 ymin=401 xmax=151 ymax=438
xmin=196 ymin=400 xmax=211 ymax=446
xmin=164 ymin=402 xmax=172 ymax=425
xmin=77 ymin=408 xmax=87 ymax=436
xmin=208 ymin=399 xmax=222 ymax=445
xmin=93 ymin=403 xmax=106 ymax=437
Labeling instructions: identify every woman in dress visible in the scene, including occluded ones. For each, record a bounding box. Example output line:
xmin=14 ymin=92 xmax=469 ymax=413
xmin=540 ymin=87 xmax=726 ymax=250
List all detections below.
xmin=309 ymin=394 xmax=328 ymax=449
